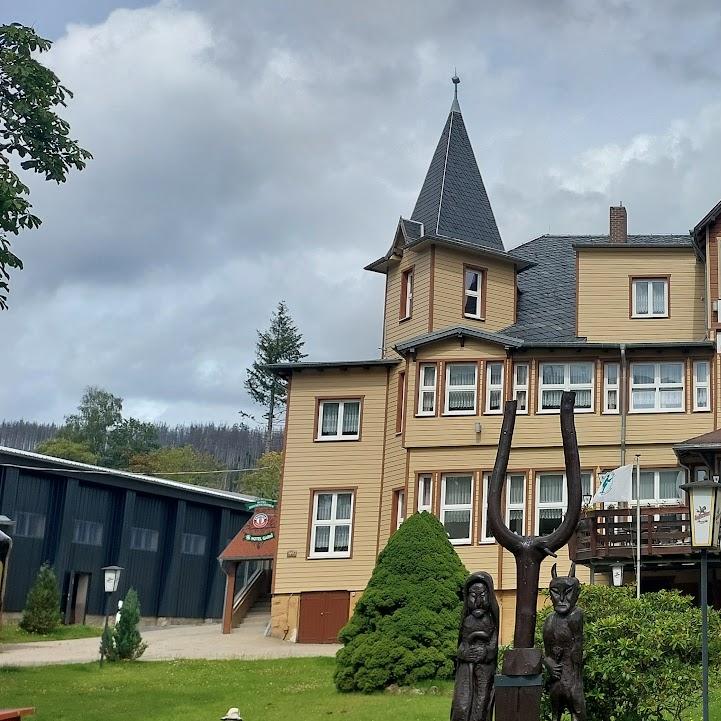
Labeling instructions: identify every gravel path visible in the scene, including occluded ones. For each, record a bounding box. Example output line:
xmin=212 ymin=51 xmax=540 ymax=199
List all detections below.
xmin=0 ymin=619 xmax=339 ymax=667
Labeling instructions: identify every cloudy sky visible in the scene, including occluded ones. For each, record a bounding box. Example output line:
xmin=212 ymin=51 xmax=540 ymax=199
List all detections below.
xmin=3 ymin=0 xmax=721 ymax=425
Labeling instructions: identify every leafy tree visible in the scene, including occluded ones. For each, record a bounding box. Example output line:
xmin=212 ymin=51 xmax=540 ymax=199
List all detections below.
xmin=62 ymin=386 xmax=122 ymax=457
xmin=100 ymin=588 xmax=147 ymax=662
xmin=245 ymin=301 xmax=305 ymax=452
xmin=536 ymin=585 xmax=721 ymax=721
xmin=129 ymin=445 xmax=225 ymax=487
xmin=19 ymin=563 xmax=61 ymax=634
xmin=335 ymin=512 xmax=468 ymax=692
xmin=36 ymin=436 xmax=98 ymax=464
xmin=241 ymin=451 xmax=282 ymax=499
xmin=0 ymin=23 xmax=91 ymax=309
xmin=102 ymin=417 xmax=159 ymax=469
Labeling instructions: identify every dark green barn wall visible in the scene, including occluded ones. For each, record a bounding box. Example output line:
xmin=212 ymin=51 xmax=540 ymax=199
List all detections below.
xmin=0 ymin=455 xmax=252 ymax=621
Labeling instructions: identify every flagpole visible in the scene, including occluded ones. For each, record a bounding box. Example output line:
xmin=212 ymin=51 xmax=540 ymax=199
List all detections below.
xmin=635 ymin=454 xmax=641 ymax=600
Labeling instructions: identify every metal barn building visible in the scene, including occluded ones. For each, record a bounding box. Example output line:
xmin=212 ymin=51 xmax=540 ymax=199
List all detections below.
xmin=0 ymin=446 xmax=255 ymax=624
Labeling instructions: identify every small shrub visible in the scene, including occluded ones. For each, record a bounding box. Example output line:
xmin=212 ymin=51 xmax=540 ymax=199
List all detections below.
xmin=536 ymin=585 xmax=721 ymax=721
xmin=100 ymin=588 xmax=147 ymax=661
xmin=19 ymin=563 xmax=61 ymax=634
xmin=334 ymin=512 xmax=468 ymax=692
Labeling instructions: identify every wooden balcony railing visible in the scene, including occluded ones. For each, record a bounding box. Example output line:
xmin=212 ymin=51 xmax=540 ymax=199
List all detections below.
xmin=572 ymin=505 xmax=693 ymax=563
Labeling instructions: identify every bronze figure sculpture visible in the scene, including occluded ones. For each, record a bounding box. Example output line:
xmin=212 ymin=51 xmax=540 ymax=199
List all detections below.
xmin=487 ymin=390 xmax=583 ymax=721
xmin=543 ymin=563 xmax=586 ymax=721
xmin=451 ymin=571 xmax=499 ymax=721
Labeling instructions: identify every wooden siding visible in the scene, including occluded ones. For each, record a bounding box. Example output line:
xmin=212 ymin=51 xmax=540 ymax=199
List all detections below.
xmin=432 ymin=247 xmax=516 ymax=332
xmin=273 ymin=368 xmax=388 ymax=595
xmin=383 ymin=249 xmax=431 ymax=353
xmin=577 ymin=248 xmax=706 ymax=341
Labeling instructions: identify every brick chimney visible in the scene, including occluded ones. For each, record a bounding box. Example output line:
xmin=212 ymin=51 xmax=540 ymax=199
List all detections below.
xmin=610 ymin=204 xmax=627 ymax=243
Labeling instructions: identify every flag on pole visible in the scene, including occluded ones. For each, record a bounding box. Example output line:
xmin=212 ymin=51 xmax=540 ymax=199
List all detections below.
xmin=590 ymin=464 xmax=634 ymax=505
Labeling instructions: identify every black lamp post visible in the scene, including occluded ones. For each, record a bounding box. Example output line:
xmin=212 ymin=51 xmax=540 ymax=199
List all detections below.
xmin=680 ymin=478 xmax=721 ymax=721
xmin=99 ymin=565 xmax=123 ymax=668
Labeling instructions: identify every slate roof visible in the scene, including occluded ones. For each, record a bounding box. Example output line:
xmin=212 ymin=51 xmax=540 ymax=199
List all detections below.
xmin=501 ymin=234 xmax=694 ymax=343
xmin=410 ymin=95 xmax=504 ymax=253
xmin=394 ymin=326 xmax=523 ymax=354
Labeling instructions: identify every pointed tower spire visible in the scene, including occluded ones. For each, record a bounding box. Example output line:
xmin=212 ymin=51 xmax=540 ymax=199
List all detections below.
xmin=410 ymin=76 xmax=504 ymax=252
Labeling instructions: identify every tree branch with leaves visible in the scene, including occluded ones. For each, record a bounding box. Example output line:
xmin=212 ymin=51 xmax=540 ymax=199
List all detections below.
xmin=0 ymin=23 xmax=92 ymax=308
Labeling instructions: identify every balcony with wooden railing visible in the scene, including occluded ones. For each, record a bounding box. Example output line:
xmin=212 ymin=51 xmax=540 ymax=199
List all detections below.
xmin=571 ymin=506 xmax=696 ymax=565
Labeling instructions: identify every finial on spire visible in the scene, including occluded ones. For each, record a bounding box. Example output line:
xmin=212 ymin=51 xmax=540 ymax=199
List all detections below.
xmin=451 ymin=71 xmax=461 ymax=113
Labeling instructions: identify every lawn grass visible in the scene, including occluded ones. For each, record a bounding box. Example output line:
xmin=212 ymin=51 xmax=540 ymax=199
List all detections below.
xmin=0 ymin=655 xmax=717 ymax=720
xmin=0 ymin=657 xmax=453 ymax=720
xmin=0 ymin=623 xmax=101 ymax=644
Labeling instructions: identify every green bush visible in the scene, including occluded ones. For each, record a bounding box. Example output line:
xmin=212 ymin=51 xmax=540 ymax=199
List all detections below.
xmin=100 ymin=588 xmax=147 ymax=662
xmin=19 ymin=563 xmax=61 ymax=634
xmin=334 ymin=511 xmax=468 ymax=692
xmin=536 ymin=585 xmax=721 ymax=721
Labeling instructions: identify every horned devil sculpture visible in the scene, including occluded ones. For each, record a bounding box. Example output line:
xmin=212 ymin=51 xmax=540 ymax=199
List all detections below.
xmin=543 ymin=563 xmax=586 ymax=721
xmin=487 ymin=390 xmax=583 ymax=721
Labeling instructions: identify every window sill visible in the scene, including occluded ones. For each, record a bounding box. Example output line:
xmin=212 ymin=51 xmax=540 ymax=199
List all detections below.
xmin=630 ymin=314 xmax=669 ymax=319
xmin=692 ymin=408 xmax=712 ymax=413
xmin=628 ymin=409 xmax=685 ymax=414
xmin=537 ymin=408 xmax=594 ymax=415
xmin=399 ymin=315 xmax=412 ymax=323
xmin=307 ymin=553 xmax=351 ymax=560
xmin=463 ymin=314 xmax=486 ymax=322
xmin=484 ymin=409 xmax=503 ymax=416
xmin=602 ymin=410 xmax=620 ymax=415
xmin=478 ymin=539 xmax=495 ymax=546
xmin=442 ymin=411 xmax=477 ymax=417
xmin=449 ymin=539 xmax=472 ymax=546
xmin=315 ymin=436 xmax=360 ymax=442
xmin=415 ymin=412 xmax=436 ymax=418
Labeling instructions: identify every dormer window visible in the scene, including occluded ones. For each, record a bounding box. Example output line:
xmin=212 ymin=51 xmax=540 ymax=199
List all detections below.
xmin=463 ymin=265 xmax=485 ymax=320
xmin=631 ymin=277 xmax=669 ymax=318
xmin=400 ymin=267 xmax=414 ymax=320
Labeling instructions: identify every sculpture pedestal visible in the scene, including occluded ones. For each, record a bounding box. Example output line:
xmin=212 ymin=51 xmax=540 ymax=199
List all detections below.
xmin=494 ymin=648 xmax=543 ymax=721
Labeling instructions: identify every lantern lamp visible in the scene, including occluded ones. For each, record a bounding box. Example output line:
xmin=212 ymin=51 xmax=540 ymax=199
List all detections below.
xmin=679 ymin=480 xmax=721 ymax=549
xmin=102 ymin=565 xmax=123 ymax=594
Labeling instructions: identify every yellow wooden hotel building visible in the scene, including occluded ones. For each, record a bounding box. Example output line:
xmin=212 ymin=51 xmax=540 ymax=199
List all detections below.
xmin=268 ymin=77 xmax=721 ymax=644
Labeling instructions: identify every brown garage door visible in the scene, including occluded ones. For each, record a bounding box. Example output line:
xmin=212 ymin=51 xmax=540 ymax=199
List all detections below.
xmin=298 ymin=591 xmax=350 ymax=643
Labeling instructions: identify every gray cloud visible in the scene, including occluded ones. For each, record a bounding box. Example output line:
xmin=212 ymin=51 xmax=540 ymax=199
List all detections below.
xmin=3 ymin=0 xmax=721 ymax=426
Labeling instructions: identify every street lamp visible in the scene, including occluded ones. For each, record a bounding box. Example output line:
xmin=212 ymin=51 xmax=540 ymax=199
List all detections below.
xmin=99 ymin=565 xmax=123 ymax=667
xmin=679 ymin=478 xmax=721 ymax=721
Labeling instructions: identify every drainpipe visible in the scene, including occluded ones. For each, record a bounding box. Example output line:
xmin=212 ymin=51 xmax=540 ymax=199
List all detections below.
xmin=620 ymin=344 xmax=627 ymax=466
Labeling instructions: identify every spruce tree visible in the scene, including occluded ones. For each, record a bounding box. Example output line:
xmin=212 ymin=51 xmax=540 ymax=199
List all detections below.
xmin=19 ymin=563 xmax=61 ymax=634
xmin=245 ymin=301 xmax=305 ymax=451
xmin=334 ymin=512 xmax=468 ymax=692
xmin=102 ymin=588 xmax=147 ymax=661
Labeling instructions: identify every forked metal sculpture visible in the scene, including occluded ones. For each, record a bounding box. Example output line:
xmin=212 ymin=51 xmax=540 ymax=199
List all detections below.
xmin=487 ymin=390 xmax=583 ymax=721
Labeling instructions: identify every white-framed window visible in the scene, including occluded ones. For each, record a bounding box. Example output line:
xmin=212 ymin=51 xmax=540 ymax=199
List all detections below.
xmin=632 ymin=278 xmax=668 ymax=318
xmin=464 ymin=267 xmax=483 ymax=319
xmin=506 ymin=474 xmax=526 ymax=535
xmin=317 ymin=399 xmax=361 ymax=440
xmin=480 ymin=474 xmax=495 ymax=543
xmin=130 ymin=527 xmax=159 ymax=552
xmin=417 ymin=474 xmax=433 ymax=513
xmin=604 ymin=362 xmax=620 ymax=414
xmin=14 ymin=511 xmax=46 ymax=539
xmin=536 ymin=471 xmax=592 ymax=535
xmin=310 ymin=491 xmax=354 ymax=558
xmin=538 ymin=362 xmax=593 ymax=413
xmin=694 ymin=360 xmax=710 ymax=411
xmin=181 ymin=532 xmax=207 ymax=556
xmin=629 ymin=362 xmax=684 ymax=413
xmin=395 ymin=489 xmax=406 ymax=530
xmin=485 ymin=361 xmax=504 ymax=414
xmin=401 ymin=267 xmax=414 ymax=319
xmin=513 ymin=363 xmax=529 ymax=414
xmin=441 ymin=473 xmax=473 ymax=544
xmin=444 ymin=363 xmax=478 ymax=415
xmin=631 ymin=468 xmax=684 ymax=505
xmin=417 ymin=364 xmax=437 ymax=416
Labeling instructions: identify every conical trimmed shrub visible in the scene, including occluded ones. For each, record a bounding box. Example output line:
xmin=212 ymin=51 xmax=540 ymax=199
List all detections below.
xmin=106 ymin=588 xmax=147 ymax=661
xmin=334 ymin=511 xmax=468 ymax=692
xmin=19 ymin=563 xmax=61 ymax=634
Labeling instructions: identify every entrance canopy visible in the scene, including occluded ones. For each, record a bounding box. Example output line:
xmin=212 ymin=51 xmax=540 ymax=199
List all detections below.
xmin=219 ymin=505 xmax=277 ymax=562
xmin=674 ymin=430 xmax=721 ymax=474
